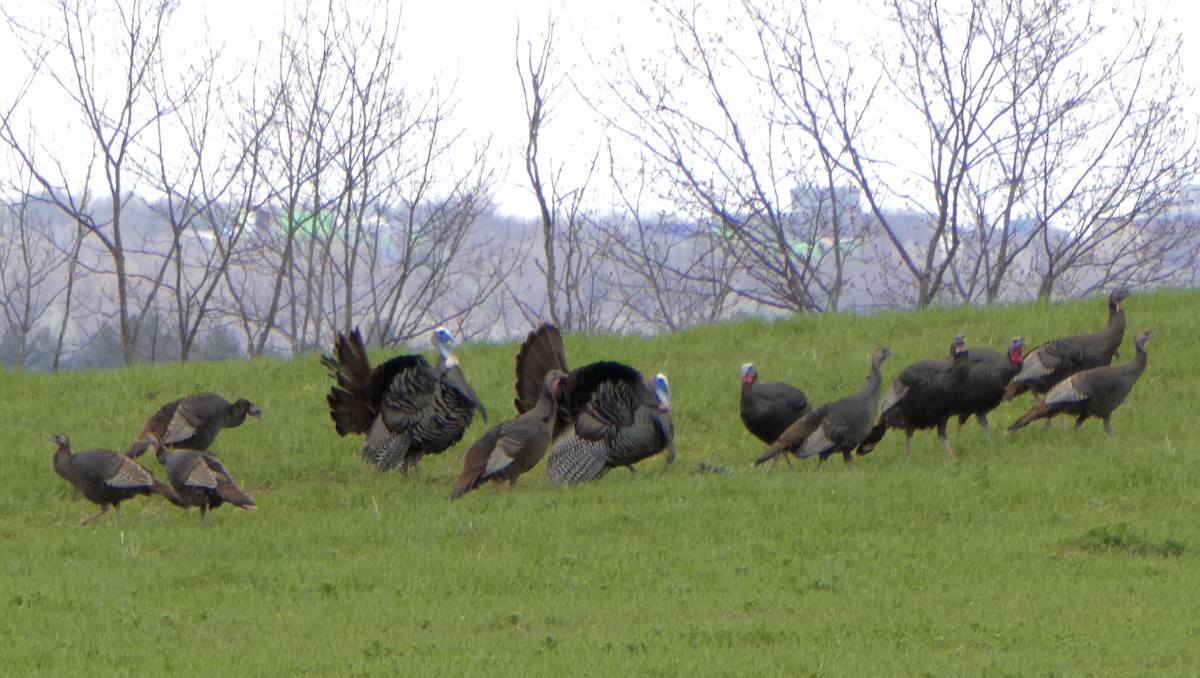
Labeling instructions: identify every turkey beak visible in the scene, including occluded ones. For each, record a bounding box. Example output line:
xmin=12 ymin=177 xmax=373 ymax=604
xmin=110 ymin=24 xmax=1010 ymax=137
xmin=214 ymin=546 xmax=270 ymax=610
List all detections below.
xmin=250 ymin=406 xmax=262 ymax=418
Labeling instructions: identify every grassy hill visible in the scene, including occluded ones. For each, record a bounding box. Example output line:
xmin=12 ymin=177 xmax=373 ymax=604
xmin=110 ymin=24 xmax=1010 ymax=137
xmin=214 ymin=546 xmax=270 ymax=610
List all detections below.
xmin=3 ymin=288 xmax=1198 ymax=674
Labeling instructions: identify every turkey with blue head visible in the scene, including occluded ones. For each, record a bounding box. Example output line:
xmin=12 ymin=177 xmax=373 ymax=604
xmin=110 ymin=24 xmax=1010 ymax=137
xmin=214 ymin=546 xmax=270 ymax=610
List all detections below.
xmin=322 ymin=326 xmax=488 ymax=473
xmin=514 ymin=322 xmax=676 ymax=484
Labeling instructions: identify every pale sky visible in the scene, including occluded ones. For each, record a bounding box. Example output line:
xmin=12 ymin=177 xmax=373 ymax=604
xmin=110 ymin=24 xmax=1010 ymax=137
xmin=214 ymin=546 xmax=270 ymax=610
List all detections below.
xmin=3 ymin=0 xmax=1197 ymax=216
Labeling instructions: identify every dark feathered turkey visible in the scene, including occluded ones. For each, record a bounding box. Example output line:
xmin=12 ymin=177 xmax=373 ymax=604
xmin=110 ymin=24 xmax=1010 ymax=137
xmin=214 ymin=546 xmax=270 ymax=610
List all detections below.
xmin=149 ymin=436 xmax=256 ymax=521
xmin=128 ymin=392 xmax=261 ymax=457
xmin=857 ymin=336 xmax=971 ymax=459
xmin=546 ymin=374 xmax=675 ymax=484
xmin=322 ymin=327 xmax=488 ymax=473
xmin=450 ymin=370 xmax=565 ymax=498
xmin=754 ymin=348 xmax=891 ymax=467
xmin=951 ymin=337 xmax=1025 ymax=433
xmin=739 ymin=363 xmax=811 ymax=445
xmin=51 ymin=433 xmax=185 ymax=526
xmin=1007 ymin=330 xmax=1151 ymax=438
xmin=1005 ymin=288 xmax=1128 ymax=400
xmin=514 ymin=322 xmax=675 ymax=484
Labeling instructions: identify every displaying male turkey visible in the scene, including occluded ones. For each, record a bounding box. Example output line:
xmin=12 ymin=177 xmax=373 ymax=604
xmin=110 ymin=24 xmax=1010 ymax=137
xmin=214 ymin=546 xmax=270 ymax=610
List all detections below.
xmin=51 ymin=433 xmax=185 ymax=526
xmin=1007 ymin=330 xmax=1151 ymax=438
xmin=450 ymin=370 xmax=566 ymax=498
xmin=322 ymin=327 xmax=488 ymax=473
xmin=754 ymin=347 xmax=891 ymax=468
xmin=149 ymin=435 xmax=256 ymax=521
xmin=127 ymin=392 xmax=261 ymax=457
xmin=1004 ymin=287 xmax=1128 ymax=400
xmin=950 ymin=337 xmax=1025 ymax=433
xmin=514 ymin=322 xmax=675 ymax=484
xmin=857 ymin=336 xmax=970 ymax=459
xmin=546 ymin=373 xmax=675 ymax=484
xmin=739 ymin=363 xmax=812 ymax=444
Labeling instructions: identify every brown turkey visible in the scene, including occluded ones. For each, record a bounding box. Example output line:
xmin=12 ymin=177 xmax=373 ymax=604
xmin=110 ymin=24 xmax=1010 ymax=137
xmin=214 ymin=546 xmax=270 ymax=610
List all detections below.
xmin=450 ymin=370 xmax=566 ymax=498
xmin=739 ymin=362 xmax=812 ymax=445
xmin=51 ymin=433 xmax=185 ymax=526
xmin=514 ymin=322 xmax=675 ymax=484
xmin=1004 ymin=288 xmax=1128 ymax=400
xmin=1007 ymin=330 xmax=1151 ymax=438
xmin=857 ymin=336 xmax=970 ymax=459
xmin=950 ymin=337 xmax=1025 ymax=433
xmin=127 ymin=392 xmax=261 ymax=457
xmin=322 ymin=327 xmax=488 ymax=473
xmin=754 ymin=348 xmax=891 ymax=468
xmin=148 ymin=435 xmax=256 ymax=522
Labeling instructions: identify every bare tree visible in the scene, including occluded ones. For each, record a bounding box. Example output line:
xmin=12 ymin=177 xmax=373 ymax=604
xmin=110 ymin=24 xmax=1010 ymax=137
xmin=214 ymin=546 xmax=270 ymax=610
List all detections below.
xmin=516 ymin=16 xmax=615 ymax=331
xmin=0 ymin=192 xmax=68 ymax=368
xmin=0 ymin=0 xmax=216 ymax=364
xmin=750 ymin=0 xmax=1197 ymax=305
xmin=232 ymin=0 xmax=508 ymax=356
xmin=592 ymin=1 xmax=866 ymax=314
xmin=593 ymin=147 xmax=740 ymax=331
xmin=136 ymin=34 xmax=269 ymax=362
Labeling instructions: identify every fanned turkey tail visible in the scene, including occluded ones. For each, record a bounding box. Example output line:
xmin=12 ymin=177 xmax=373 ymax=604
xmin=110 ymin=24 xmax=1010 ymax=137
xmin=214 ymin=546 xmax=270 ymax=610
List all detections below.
xmin=321 ymin=328 xmax=377 ymax=435
xmin=514 ymin=322 xmax=569 ymax=415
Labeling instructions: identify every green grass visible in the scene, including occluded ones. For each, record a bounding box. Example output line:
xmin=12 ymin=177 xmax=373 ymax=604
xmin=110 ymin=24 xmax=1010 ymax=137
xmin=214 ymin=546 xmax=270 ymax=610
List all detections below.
xmin=4 ymin=288 xmax=1199 ymax=674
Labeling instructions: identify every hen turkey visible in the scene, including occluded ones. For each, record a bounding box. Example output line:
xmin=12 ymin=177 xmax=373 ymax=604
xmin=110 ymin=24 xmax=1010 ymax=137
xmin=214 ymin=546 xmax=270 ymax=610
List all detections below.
xmin=450 ymin=370 xmax=565 ymax=498
xmin=149 ymin=435 xmax=256 ymax=521
xmin=1005 ymin=288 xmax=1128 ymax=400
xmin=754 ymin=348 xmax=891 ymax=468
xmin=127 ymin=392 xmax=260 ymax=457
xmin=857 ymin=336 xmax=970 ymax=459
xmin=51 ymin=433 xmax=184 ymax=526
xmin=1007 ymin=330 xmax=1151 ymax=438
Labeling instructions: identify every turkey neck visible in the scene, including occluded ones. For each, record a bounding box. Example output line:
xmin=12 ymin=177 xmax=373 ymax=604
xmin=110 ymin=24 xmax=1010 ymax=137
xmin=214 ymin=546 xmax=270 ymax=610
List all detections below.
xmin=1104 ymin=297 xmax=1126 ymax=355
xmin=861 ymin=355 xmax=886 ymax=407
xmin=949 ymin=350 xmax=971 ymax=385
xmin=52 ymin=441 xmax=74 ymax=480
xmin=534 ymin=386 xmax=560 ymax=424
xmin=1123 ymin=335 xmax=1150 ymax=377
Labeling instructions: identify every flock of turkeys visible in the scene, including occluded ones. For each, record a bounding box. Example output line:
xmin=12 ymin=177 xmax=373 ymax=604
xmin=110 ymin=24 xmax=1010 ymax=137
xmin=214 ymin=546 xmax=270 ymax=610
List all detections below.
xmin=51 ymin=288 xmax=1151 ymax=522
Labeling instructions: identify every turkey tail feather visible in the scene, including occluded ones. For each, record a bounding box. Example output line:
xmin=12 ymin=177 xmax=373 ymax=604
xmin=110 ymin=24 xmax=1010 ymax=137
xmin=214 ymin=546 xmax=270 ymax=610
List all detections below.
xmin=1006 ymin=403 xmax=1052 ymax=433
xmin=152 ymin=478 xmax=188 ymax=508
xmin=514 ymin=323 xmax=568 ymax=415
xmin=856 ymin=424 xmax=886 ymax=456
xmin=450 ymin=428 xmax=503 ymax=499
xmin=217 ymin=481 xmax=256 ymax=509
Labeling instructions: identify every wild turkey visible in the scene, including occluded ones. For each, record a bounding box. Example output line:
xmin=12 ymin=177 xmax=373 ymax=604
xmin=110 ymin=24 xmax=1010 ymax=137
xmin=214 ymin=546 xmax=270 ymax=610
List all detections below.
xmin=739 ymin=362 xmax=812 ymax=444
xmin=148 ymin=435 xmax=256 ymax=521
xmin=450 ymin=370 xmax=566 ymax=498
xmin=546 ymin=374 xmax=675 ymax=484
xmin=951 ymin=337 xmax=1025 ymax=433
xmin=754 ymin=347 xmax=891 ymax=468
xmin=1007 ymin=330 xmax=1151 ymax=438
xmin=322 ymin=327 xmax=488 ymax=473
xmin=857 ymin=336 xmax=970 ymax=459
xmin=127 ymin=392 xmax=261 ymax=457
xmin=50 ymin=433 xmax=185 ymax=526
xmin=514 ymin=322 xmax=675 ymax=484
xmin=1005 ymin=287 xmax=1128 ymax=400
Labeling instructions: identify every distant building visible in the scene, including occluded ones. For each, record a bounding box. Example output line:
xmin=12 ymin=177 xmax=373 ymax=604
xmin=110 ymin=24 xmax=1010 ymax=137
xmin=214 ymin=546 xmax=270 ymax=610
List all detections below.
xmin=791 ymin=184 xmax=861 ymax=215
xmin=1164 ymin=184 xmax=1200 ymax=218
